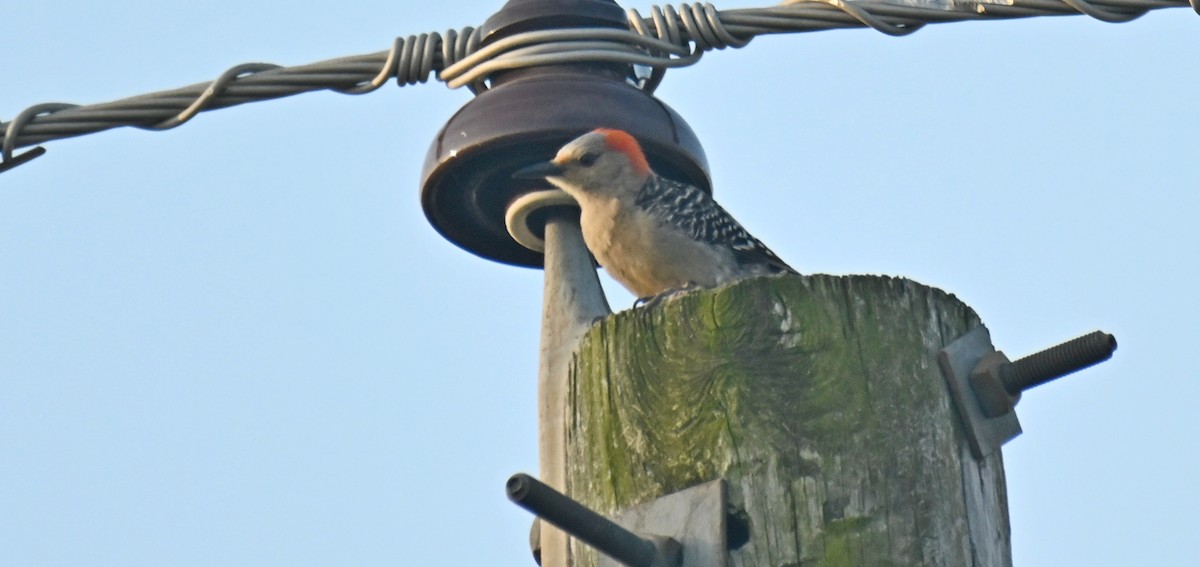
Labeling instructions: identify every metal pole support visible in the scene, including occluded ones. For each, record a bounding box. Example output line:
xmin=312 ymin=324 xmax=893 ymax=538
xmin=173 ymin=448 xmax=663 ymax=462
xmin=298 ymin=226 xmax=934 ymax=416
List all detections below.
xmin=534 ymin=209 xmax=612 ymax=567
xmin=508 ymin=474 xmax=683 ymax=567
xmin=939 ymin=328 xmax=1117 ymax=459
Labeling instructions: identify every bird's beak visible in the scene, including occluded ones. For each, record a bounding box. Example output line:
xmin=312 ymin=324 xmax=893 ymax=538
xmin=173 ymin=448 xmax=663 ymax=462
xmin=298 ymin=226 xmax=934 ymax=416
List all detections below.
xmin=512 ymin=160 xmax=565 ymax=180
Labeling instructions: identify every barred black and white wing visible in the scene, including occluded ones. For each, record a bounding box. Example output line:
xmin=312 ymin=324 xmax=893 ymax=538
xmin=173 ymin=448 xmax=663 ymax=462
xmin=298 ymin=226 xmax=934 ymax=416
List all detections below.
xmin=634 ymin=175 xmax=795 ymax=275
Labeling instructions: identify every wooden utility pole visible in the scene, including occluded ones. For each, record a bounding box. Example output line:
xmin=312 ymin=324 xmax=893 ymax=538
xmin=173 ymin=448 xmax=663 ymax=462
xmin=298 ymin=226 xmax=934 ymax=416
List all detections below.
xmin=559 ymin=274 xmax=1011 ymax=566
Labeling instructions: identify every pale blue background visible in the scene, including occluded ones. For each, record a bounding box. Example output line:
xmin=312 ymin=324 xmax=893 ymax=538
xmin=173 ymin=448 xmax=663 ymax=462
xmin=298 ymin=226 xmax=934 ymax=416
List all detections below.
xmin=1 ymin=1 xmax=1196 ymax=565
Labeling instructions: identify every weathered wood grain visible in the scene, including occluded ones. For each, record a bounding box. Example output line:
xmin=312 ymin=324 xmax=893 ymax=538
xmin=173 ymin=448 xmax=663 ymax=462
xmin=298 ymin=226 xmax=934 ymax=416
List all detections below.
xmin=563 ymin=274 xmax=1011 ymax=567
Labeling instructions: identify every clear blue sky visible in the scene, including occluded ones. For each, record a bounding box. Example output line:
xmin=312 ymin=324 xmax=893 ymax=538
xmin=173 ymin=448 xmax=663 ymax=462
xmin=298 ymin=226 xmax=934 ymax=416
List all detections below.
xmin=2 ymin=1 xmax=1196 ymax=565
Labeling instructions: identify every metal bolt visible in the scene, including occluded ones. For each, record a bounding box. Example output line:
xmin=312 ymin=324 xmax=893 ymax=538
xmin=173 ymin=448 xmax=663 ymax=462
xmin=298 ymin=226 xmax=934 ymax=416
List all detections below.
xmin=507 ymin=473 xmax=681 ymax=567
xmin=968 ymin=330 xmax=1117 ymax=418
xmin=969 ymin=351 xmax=1016 ymax=418
xmin=1000 ymin=331 xmax=1117 ymax=395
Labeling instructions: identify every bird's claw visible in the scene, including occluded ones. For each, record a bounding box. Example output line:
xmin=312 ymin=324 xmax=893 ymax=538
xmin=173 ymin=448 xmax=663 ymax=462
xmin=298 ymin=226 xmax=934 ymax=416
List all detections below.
xmin=633 ymin=282 xmax=699 ymax=309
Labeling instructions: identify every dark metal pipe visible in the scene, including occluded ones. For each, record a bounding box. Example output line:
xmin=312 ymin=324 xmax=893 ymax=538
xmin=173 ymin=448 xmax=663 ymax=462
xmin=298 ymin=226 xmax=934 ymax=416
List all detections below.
xmin=507 ymin=473 xmax=658 ymax=567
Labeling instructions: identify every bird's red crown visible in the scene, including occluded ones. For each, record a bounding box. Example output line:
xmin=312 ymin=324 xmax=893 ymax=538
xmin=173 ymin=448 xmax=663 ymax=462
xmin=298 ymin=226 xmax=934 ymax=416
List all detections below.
xmin=594 ymin=128 xmax=650 ymax=178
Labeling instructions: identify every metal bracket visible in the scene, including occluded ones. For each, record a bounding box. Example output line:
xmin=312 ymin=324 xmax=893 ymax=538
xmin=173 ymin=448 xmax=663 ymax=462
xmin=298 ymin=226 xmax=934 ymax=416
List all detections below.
xmin=508 ymin=473 xmax=729 ymax=567
xmin=939 ymin=327 xmax=1117 ymax=460
xmin=938 ymin=327 xmax=1023 ymax=460
xmin=598 ymin=479 xmax=729 ymax=567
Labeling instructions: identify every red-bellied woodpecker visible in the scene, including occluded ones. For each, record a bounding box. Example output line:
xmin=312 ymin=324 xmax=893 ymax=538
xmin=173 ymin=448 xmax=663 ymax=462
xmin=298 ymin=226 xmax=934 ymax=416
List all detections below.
xmin=514 ymin=128 xmax=795 ymax=299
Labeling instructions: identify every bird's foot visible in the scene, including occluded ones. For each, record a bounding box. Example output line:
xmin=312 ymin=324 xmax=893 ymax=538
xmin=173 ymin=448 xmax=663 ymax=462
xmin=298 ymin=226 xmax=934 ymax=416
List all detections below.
xmin=632 ymin=295 xmax=657 ymax=309
xmin=633 ymin=282 xmax=700 ymax=309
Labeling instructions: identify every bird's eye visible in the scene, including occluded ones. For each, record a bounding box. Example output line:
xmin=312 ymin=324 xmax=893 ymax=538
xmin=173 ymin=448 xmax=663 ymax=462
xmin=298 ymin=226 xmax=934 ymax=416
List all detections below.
xmin=578 ymin=153 xmax=598 ymax=167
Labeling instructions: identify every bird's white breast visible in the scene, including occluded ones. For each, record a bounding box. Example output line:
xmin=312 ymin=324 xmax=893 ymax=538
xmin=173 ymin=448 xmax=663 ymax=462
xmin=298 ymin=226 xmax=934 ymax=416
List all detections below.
xmin=577 ymin=195 xmax=737 ymax=297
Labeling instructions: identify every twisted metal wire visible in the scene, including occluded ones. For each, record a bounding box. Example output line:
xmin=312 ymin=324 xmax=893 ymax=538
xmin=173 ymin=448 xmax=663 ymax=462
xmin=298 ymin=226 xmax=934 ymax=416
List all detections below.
xmin=1 ymin=0 xmax=1194 ymax=171
xmin=1 ymin=27 xmax=484 ymax=166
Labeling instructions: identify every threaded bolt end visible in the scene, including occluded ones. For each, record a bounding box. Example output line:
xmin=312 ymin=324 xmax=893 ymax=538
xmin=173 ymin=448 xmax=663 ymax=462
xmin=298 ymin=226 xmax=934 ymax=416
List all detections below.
xmin=1001 ymin=331 xmax=1117 ymax=394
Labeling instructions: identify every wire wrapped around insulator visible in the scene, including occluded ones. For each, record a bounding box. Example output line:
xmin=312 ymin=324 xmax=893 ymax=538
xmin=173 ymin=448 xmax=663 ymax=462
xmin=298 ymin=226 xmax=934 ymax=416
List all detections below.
xmin=338 ymin=27 xmax=483 ymax=94
xmin=1 ymin=0 xmax=1195 ymax=174
xmin=626 ymin=3 xmax=751 ymax=92
xmin=440 ymin=28 xmax=693 ymax=89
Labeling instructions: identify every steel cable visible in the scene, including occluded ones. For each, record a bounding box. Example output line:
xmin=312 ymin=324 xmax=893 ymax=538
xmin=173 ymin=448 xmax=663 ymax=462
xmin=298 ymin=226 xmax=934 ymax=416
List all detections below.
xmin=1 ymin=0 xmax=1193 ymax=170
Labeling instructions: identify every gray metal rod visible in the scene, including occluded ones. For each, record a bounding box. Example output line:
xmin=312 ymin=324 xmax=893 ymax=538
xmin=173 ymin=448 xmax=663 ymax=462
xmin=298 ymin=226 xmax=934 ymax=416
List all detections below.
xmin=536 ymin=211 xmax=612 ymax=567
xmin=507 ymin=473 xmax=658 ymax=567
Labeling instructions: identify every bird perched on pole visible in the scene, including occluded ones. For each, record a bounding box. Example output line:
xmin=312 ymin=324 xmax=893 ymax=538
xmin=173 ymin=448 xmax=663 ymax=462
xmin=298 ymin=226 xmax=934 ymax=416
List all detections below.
xmin=514 ymin=128 xmax=795 ymax=300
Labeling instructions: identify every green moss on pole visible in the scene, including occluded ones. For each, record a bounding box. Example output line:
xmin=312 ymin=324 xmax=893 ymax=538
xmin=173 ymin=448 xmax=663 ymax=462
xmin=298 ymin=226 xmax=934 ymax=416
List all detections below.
xmin=563 ymin=274 xmax=1011 ymax=567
